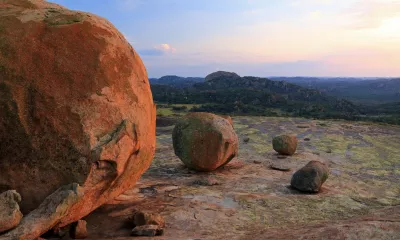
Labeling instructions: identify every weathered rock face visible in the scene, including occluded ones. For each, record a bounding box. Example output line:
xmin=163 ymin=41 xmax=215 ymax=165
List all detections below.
xmin=0 ymin=0 xmax=155 ymax=230
xmin=204 ymin=71 xmax=240 ymax=82
xmin=291 ymin=161 xmax=329 ymax=193
xmin=272 ymin=134 xmax=298 ymax=155
xmin=0 ymin=190 xmax=23 ymax=233
xmin=172 ymin=112 xmax=238 ymax=171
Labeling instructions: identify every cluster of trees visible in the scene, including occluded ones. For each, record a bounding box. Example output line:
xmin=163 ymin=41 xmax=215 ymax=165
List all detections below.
xmin=151 ymin=74 xmax=400 ymax=125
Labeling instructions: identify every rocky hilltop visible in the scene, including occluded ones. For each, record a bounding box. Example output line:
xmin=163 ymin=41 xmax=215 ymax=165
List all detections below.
xmin=0 ymin=1 xmax=399 ymax=240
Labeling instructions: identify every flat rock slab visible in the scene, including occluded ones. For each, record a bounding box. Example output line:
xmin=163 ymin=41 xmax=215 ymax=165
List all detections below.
xmin=50 ymin=117 xmax=400 ymax=240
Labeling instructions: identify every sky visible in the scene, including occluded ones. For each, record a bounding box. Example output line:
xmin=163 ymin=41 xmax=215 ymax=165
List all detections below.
xmin=49 ymin=0 xmax=400 ymax=78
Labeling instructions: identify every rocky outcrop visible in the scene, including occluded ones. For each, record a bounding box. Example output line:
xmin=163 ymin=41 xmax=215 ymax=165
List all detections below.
xmin=172 ymin=112 xmax=238 ymax=171
xmin=0 ymin=190 xmax=23 ymax=233
xmin=272 ymin=135 xmax=298 ymax=155
xmin=0 ymin=0 xmax=155 ymax=235
xmin=205 ymin=71 xmax=240 ymax=82
xmin=291 ymin=161 xmax=329 ymax=193
xmin=0 ymin=184 xmax=83 ymax=240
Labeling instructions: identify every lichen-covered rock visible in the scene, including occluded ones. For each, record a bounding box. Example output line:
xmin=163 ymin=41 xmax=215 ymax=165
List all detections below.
xmin=0 ymin=190 xmax=23 ymax=233
xmin=272 ymin=134 xmax=298 ymax=155
xmin=172 ymin=112 xmax=238 ymax=171
xmin=70 ymin=220 xmax=88 ymax=239
xmin=0 ymin=0 xmax=155 ymax=231
xmin=291 ymin=161 xmax=329 ymax=193
xmin=132 ymin=211 xmax=165 ymax=228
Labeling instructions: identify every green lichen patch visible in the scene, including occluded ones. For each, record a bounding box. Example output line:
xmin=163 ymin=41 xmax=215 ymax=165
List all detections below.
xmin=44 ymin=10 xmax=84 ymax=26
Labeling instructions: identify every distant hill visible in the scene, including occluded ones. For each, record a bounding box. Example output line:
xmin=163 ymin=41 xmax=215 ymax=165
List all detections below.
xmin=151 ymin=71 xmax=363 ymax=120
xmin=149 ymin=75 xmax=204 ymax=88
xmin=270 ymin=77 xmax=400 ymax=104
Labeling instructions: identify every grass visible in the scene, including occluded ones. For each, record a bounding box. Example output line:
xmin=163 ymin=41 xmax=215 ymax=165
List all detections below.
xmin=156 ymin=104 xmax=201 ymax=117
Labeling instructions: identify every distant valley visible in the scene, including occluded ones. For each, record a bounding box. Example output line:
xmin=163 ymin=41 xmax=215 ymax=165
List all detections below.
xmin=150 ymin=72 xmax=400 ymax=125
xmin=269 ymin=77 xmax=400 ymax=104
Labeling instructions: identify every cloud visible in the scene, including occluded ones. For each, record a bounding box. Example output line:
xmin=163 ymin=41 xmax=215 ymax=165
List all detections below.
xmin=344 ymin=0 xmax=400 ymax=29
xmin=155 ymin=44 xmax=177 ymax=53
xmin=138 ymin=44 xmax=176 ymax=57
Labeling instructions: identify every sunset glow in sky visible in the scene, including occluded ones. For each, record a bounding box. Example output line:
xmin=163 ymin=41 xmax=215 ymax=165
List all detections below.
xmin=50 ymin=0 xmax=400 ymax=77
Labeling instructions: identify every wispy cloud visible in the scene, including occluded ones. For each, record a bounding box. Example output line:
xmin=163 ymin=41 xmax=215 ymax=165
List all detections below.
xmin=138 ymin=44 xmax=176 ymax=57
xmin=344 ymin=0 xmax=400 ymax=29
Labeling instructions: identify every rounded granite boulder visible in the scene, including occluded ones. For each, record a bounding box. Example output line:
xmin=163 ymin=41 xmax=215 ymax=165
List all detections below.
xmin=0 ymin=0 xmax=156 ymax=228
xmin=272 ymin=134 xmax=298 ymax=156
xmin=172 ymin=112 xmax=239 ymax=171
xmin=291 ymin=161 xmax=329 ymax=193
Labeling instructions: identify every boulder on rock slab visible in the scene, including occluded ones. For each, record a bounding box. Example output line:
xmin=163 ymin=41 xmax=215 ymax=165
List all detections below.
xmin=70 ymin=220 xmax=88 ymax=239
xmin=291 ymin=161 xmax=329 ymax=193
xmin=131 ymin=225 xmax=164 ymax=237
xmin=172 ymin=112 xmax=239 ymax=171
xmin=272 ymin=134 xmax=298 ymax=156
xmin=132 ymin=211 xmax=165 ymax=228
xmin=0 ymin=190 xmax=23 ymax=233
xmin=0 ymin=0 xmax=155 ymax=234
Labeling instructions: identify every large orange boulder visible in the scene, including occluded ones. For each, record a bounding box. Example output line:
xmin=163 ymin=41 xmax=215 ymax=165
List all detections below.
xmin=0 ymin=0 xmax=155 ymax=232
xmin=172 ymin=112 xmax=238 ymax=171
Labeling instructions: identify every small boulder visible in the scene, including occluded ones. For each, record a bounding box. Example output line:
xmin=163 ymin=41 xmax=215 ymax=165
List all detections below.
xmin=70 ymin=220 xmax=88 ymax=239
xmin=273 ymin=135 xmax=298 ymax=156
xmin=270 ymin=163 xmax=291 ymax=172
xmin=131 ymin=225 xmax=163 ymax=237
xmin=291 ymin=161 xmax=329 ymax=193
xmin=0 ymin=190 xmax=23 ymax=233
xmin=173 ymin=112 xmax=239 ymax=171
xmin=132 ymin=211 xmax=165 ymax=228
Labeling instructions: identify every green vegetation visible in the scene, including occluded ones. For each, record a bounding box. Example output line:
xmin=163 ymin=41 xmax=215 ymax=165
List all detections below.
xmin=156 ymin=104 xmax=199 ymax=117
xmin=151 ymin=74 xmax=400 ymax=125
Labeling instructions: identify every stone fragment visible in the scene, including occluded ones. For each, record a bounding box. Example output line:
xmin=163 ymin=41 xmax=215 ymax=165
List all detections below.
xmin=131 ymin=225 xmax=164 ymax=237
xmin=0 ymin=190 xmax=23 ymax=233
xmin=132 ymin=211 xmax=165 ymax=228
xmin=70 ymin=220 xmax=88 ymax=239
